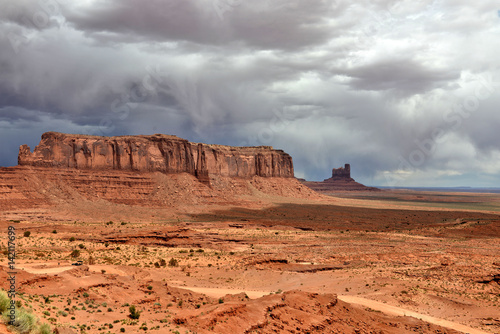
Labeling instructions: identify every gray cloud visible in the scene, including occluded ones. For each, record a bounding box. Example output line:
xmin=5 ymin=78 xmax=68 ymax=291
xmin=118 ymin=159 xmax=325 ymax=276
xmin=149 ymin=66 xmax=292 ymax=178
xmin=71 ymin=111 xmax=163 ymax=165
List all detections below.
xmin=0 ymin=0 xmax=499 ymax=187
xmin=338 ymin=58 xmax=460 ymax=95
xmin=64 ymin=0 xmax=343 ymax=50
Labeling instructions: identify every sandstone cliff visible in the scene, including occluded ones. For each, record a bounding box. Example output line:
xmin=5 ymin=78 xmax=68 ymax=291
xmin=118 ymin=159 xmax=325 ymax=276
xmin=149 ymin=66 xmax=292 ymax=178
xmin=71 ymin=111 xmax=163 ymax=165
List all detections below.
xmin=300 ymin=164 xmax=379 ymax=192
xmin=330 ymin=164 xmax=353 ymax=181
xmin=18 ymin=132 xmax=294 ymax=185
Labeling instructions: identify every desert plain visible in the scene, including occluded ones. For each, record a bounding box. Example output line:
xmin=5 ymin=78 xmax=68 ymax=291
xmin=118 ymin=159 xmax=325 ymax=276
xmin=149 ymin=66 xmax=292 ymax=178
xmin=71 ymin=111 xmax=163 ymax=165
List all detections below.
xmin=1 ymin=185 xmax=499 ymax=334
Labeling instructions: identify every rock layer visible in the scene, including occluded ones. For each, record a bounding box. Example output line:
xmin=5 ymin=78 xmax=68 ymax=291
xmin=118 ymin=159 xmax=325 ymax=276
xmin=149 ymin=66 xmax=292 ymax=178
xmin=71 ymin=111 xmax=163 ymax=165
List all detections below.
xmin=18 ymin=132 xmax=294 ymax=185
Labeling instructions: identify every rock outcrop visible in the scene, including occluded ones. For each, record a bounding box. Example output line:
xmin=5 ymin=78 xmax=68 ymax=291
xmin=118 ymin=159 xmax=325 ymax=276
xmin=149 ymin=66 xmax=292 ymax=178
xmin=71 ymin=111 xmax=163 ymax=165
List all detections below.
xmin=299 ymin=164 xmax=379 ymax=192
xmin=331 ymin=164 xmax=352 ymax=180
xmin=18 ymin=132 xmax=294 ymax=186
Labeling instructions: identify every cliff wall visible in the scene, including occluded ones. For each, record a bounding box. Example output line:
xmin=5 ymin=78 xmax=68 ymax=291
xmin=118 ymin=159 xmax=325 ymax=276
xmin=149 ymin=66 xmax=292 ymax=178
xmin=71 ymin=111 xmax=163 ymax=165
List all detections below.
xmin=18 ymin=132 xmax=294 ymax=184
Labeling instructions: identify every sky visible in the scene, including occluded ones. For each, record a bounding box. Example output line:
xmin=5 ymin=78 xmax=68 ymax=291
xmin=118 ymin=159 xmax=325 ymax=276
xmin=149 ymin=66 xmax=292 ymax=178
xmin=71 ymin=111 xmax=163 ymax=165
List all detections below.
xmin=1 ymin=0 xmax=499 ymax=187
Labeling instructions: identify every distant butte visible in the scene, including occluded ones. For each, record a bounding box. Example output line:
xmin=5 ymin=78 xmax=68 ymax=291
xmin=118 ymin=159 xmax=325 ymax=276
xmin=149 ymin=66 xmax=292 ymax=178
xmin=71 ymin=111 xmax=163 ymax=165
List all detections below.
xmin=299 ymin=164 xmax=380 ymax=192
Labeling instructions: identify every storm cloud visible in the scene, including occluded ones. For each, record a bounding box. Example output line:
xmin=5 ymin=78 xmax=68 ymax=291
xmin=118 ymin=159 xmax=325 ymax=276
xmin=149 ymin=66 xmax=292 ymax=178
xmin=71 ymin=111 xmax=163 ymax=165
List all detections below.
xmin=1 ymin=0 xmax=499 ymax=187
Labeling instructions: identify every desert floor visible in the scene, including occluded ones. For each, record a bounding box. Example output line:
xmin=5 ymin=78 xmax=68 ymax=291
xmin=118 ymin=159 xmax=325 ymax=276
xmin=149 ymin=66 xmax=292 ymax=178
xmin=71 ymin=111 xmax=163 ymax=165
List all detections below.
xmin=0 ymin=189 xmax=499 ymax=333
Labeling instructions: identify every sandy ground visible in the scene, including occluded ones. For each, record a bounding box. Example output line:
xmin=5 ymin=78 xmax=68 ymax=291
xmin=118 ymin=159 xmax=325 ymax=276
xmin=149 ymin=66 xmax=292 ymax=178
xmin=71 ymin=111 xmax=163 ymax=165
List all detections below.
xmin=0 ymin=323 xmax=9 ymax=334
xmin=169 ymin=285 xmax=494 ymax=334
xmin=19 ymin=264 xmax=75 ymax=275
xmin=338 ymin=295 xmax=491 ymax=334
xmin=0 ymin=189 xmax=498 ymax=333
xmin=170 ymin=286 xmax=270 ymax=299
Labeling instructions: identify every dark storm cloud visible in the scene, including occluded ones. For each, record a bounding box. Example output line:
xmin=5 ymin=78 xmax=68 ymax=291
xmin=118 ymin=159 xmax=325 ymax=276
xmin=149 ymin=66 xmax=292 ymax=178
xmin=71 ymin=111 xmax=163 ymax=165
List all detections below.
xmin=0 ymin=107 xmax=44 ymax=123
xmin=0 ymin=0 xmax=499 ymax=187
xmin=64 ymin=0 xmax=342 ymax=50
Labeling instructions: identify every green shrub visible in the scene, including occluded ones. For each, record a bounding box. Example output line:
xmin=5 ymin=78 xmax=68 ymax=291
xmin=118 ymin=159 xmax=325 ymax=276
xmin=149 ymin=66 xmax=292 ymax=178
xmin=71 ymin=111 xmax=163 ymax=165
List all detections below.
xmin=70 ymin=250 xmax=80 ymax=258
xmin=129 ymin=305 xmax=140 ymax=320
xmin=10 ymin=308 xmax=37 ymax=334
xmin=69 ymin=237 xmax=75 ymax=242
xmin=37 ymin=323 xmax=52 ymax=334
xmin=23 ymin=231 xmax=31 ymax=238
xmin=168 ymin=258 xmax=178 ymax=267
xmin=0 ymin=291 xmax=10 ymax=313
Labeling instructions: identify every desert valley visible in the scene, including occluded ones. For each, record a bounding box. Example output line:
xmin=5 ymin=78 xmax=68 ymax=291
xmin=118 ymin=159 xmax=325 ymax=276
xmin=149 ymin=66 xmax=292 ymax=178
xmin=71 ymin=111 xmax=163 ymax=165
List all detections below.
xmin=0 ymin=132 xmax=498 ymax=334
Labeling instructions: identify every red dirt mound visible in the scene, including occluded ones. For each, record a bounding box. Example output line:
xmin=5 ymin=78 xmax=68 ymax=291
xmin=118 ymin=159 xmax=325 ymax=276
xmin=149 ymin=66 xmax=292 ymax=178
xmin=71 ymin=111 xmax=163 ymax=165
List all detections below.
xmin=180 ymin=290 xmax=460 ymax=334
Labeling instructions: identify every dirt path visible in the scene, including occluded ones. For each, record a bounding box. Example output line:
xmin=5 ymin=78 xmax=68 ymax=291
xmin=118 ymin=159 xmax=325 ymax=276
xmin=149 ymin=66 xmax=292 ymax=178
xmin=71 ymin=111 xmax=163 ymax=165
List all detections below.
xmin=19 ymin=264 xmax=129 ymax=276
xmin=171 ymin=286 xmax=270 ymax=299
xmin=19 ymin=265 xmax=74 ymax=274
xmin=338 ymin=295 xmax=490 ymax=334
xmin=175 ymin=287 xmax=490 ymax=334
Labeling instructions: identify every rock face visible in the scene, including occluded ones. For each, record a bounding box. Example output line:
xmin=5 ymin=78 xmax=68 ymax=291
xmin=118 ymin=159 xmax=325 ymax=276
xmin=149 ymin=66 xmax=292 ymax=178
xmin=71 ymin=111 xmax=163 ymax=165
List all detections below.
xmin=18 ymin=132 xmax=294 ymax=186
xmin=299 ymin=164 xmax=379 ymax=192
xmin=329 ymin=164 xmax=353 ymax=181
